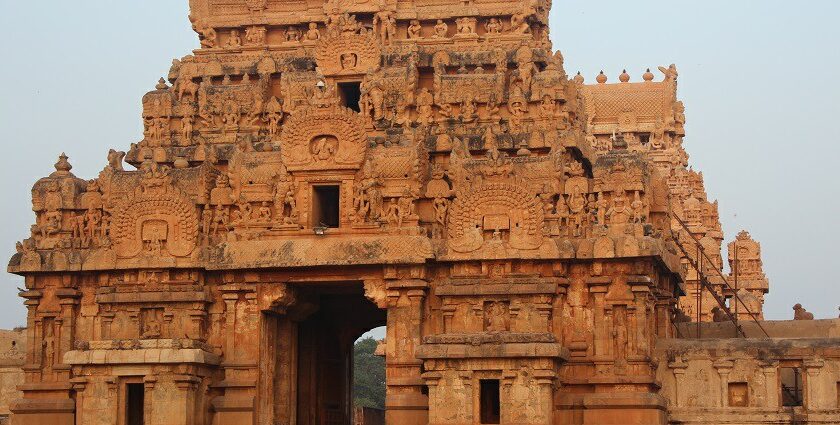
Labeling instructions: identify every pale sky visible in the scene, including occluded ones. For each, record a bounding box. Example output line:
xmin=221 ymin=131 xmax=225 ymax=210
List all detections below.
xmin=1 ymin=0 xmax=838 ymax=330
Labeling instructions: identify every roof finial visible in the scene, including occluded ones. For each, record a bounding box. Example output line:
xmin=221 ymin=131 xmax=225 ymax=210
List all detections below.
xmin=54 ymin=153 xmax=72 ymax=176
xmin=643 ymin=68 xmax=655 ymax=82
xmin=619 ymin=69 xmax=630 ymax=83
xmin=156 ymin=77 xmax=169 ymax=90
xmin=596 ymin=70 xmax=607 ymax=84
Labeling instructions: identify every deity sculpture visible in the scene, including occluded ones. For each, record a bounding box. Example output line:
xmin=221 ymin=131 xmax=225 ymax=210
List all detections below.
xmin=432 ymin=20 xmax=449 ymax=38
xmin=407 ymin=20 xmax=423 ymax=39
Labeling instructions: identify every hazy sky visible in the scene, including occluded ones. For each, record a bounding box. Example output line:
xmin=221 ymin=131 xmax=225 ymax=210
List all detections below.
xmin=1 ymin=0 xmax=838 ymax=330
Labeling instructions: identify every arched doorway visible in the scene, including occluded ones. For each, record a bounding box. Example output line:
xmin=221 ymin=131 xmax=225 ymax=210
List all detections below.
xmin=265 ymin=282 xmax=386 ymax=425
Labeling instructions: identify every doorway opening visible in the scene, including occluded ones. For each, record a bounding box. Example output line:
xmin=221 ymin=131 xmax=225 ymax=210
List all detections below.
xmin=339 ymin=82 xmax=362 ymax=112
xmin=126 ymin=382 xmax=145 ymax=425
xmin=293 ymin=283 xmax=386 ymax=425
xmin=480 ymin=379 xmax=501 ymax=424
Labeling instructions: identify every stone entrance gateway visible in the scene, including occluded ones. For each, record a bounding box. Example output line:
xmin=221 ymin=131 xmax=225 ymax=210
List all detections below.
xmin=7 ymin=0 xmax=693 ymax=424
xmin=261 ymin=282 xmax=387 ymax=425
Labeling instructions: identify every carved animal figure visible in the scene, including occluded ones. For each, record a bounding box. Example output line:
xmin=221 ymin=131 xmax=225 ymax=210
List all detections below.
xmin=793 ymin=304 xmax=814 ymax=321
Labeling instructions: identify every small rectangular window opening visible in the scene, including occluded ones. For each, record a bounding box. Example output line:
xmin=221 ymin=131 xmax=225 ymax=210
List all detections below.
xmin=313 ymin=185 xmax=340 ymax=228
xmin=639 ymin=133 xmax=651 ymax=145
xmin=480 ymin=379 xmax=501 ymax=424
xmin=781 ymin=367 xmax=803 ymax=407
xmin=338 ymin=82 xmax=362 ymax=112
xmin=126 ymin=383 xmax=145 ymax=425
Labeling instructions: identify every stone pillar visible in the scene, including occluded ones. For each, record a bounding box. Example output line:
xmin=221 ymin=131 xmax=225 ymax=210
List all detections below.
xmin=761 ymin=361 xmax=779 ymax=408
xmin=366 ymin=277 xmax=429 ymax=425
xmin=587 ymin=277 xmax=610 ymax=358
xmin=803 ymin=358 xmax=825 ymax=409
xmin=669 ymin=358 xmax=689 ymax=408
xmin=713 ymin=359 xmax=733 ymax=407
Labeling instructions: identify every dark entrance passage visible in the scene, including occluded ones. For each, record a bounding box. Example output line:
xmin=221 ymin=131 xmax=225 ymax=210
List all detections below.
xmin=294 ymin=283 xmax=386 ymax=425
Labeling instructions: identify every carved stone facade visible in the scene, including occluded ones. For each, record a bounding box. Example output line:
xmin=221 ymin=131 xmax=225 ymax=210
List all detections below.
xmin=7 ymin=1 xmax=824 ymax=425
xmin=582 ymin=72 xmax=770 ymax=322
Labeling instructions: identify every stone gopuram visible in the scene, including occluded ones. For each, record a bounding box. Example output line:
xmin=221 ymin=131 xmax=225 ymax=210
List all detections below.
xmin=8 ymin=1 xmax=839 ymax=424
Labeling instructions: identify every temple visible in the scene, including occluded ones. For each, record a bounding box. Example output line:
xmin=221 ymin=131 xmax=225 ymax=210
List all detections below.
xmin=6 ymin=0 xmax=839 ymax=424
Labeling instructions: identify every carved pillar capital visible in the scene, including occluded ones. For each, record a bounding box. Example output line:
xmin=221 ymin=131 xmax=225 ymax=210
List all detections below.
xmin=258 ymin=282 xmax=298 ymax=314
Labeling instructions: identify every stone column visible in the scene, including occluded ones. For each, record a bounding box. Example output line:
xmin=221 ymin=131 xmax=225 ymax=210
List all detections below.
xmin=366 ymin=277 xmax=429 ymax=425
xmin=761 ymin=361 xmax=779 ymax=408
xmin=669 ymin=358 xmax=689 ymax=408
xmin=713 ymin=359 xmax=733 ymax=407
xmin=587 ymin=277 xmax=610 ymax=358
xmin=56 ymin=289 xmax=80 ymax=379
xmin=803 ymin=358 xmax=825 ymax=409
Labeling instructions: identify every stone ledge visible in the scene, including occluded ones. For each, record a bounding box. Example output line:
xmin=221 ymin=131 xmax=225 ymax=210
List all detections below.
xmin=64 ymin=348 xmax=220 ymax=366
xmin=556 ymin=392 xmax=669 ymax=411
xmin=417 ymin=340 xmax=568 ymax=360
xmin=9 ymin=398 xmax=75 ymax=414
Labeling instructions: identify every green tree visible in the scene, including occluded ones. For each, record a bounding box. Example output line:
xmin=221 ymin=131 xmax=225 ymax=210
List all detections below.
xmin=353 ymin=337 xmax=386 ymax=409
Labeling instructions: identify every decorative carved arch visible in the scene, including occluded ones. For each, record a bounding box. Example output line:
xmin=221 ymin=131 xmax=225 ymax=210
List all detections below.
xmin=113 ymin=187 xmax=198 ymax=258
xmin=448 ymin=182 xmax=544 ymax=253
xmin=280 ymin=106 xmax=367 ymax=171
xmin=315 ymin=33 xmax=380 ymax=76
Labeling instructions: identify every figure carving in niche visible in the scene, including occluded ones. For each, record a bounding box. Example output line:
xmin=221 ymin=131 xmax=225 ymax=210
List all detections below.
xmin=201 ymin=206 xmax=213 ymax=235
xmin=305 ymin=23 xmax=321 ymax=41
xmin=407 ymin=20 xmax=423 ymax=39
xmin=382 ymin=198 xmax=400 ymax=226
xmin=263 ymin=97 xmax=284 ymax=138
xmin=222 ymin=95 xmax=240 ymax=130
xmin=485 ymin=18 xmax=502 ymax=35
xmin=257 ymin=202 xmax=273 ymax=222
xmin=485 ymin=301 xmax=509 ymax=332
xmin=631 ymin=191 xmax=645 ymax=223
xmin=607 ymin=190 xmax=630 ymax=225
xmin=507 ymin=88 xmax=528 ymax=132
xmin=613 ymin=308 xmax=629 ymax=369
xmin=432 ymin=20 xmax=449 ymax=38
xmin=311 ymin=136 xmax=338 ymax=161
xmin=283 ymin=190 xmax=299 ymax=227
xmin=455 ymin=17 xmax=477 ymax=35
xmin=212 ymin=205 xmax=229 ymax=234
xmin=180 ymin=104 xmax=195 ymax=144
xmin=353 ymin=162 xmax=384 ymax=224
xmin=594 ymin=192 xmax=607 ymax=225
xmin=42 ymin=322 xmax=55 ymax=372
xmin=245 ymin=26 xmax=266 ymax=45
xmin=227 ymin=29 xmax=242 ymax=48
xmin=361 ymin=79 xmax=386 ymax=124
xmin=567 ymin=189 xmax=587 ymax=237
xmin=141 ymin=308 xmax=163 ymax=338
xmin=416 ymin=88 xmax=435 ymax=126
xmin=433 ymin=198 xmax=449 ymax=238
xmin=461 ymin=95 xmax=477 ymax=123
xmin=285 ymin=26 xmax=301 ymax=42
xmin=397 ymin=188 xmax=418 ymax=226
xmin=325 ymin=6 xmax=342 ymax=36
xmin=373 ymin=2 xmax=397 ymax=45
xmin=341 ymin=53 xmax=358 ymax=70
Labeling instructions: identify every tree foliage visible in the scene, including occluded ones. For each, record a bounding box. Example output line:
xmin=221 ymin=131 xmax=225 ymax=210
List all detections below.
xmin=353 ymin=337 xmax=386 ymax=409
